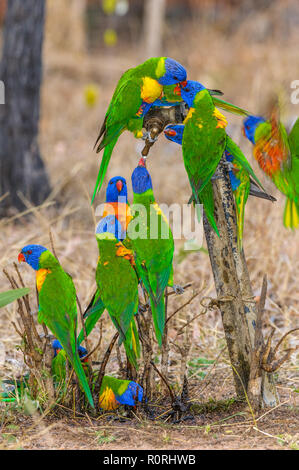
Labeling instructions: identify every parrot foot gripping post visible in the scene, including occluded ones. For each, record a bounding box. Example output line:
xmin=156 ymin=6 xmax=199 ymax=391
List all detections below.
xmin=142 ymin=105 xmax=187 ymax=157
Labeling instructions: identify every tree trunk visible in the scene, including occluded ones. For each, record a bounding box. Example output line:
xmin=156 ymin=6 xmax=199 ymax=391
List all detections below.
xmin=0 ymin=0 xmax=50 ymax=215
xmin=143 ymin=0 xmax=166 ymax=58
xmin=203 ymin=158 xmax=278 ymax=406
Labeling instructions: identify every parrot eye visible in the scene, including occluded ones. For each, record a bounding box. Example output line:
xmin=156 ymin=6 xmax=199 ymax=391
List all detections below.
xmin=173 ymin=76 xmax=178 ymax=80
xmin=184 ymin=88 xmax=190 ymax=92
xmin=27 ymin=250 xmax=32 ymax=255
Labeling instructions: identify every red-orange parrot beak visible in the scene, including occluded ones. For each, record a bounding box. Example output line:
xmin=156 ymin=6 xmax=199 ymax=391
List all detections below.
xmin=116 ymin=180 xmax=123 ymax=192
xmin=173 ymin=83 xmax=181 ymax=96
xmin=164 ymin=128 xmax=177 ymax=137
xmin=180 ymin=80 xmax=188 ymax=87
xmin=18 ymin=252 xmax=25 ymax=263
xmin=138 ymin=157 xmax=146 ymax=167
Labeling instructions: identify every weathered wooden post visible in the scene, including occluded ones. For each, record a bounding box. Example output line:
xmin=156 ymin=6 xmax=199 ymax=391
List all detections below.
xmin=203 ymin=158 xmax=278 ymax=406
xmin=142 ymin=104 xmax=279 ymax=408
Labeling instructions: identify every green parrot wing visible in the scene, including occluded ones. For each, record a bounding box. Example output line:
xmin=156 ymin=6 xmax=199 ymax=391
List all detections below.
xmin=92 ymin=79 xmax=144 ymax=200
xmin=233 ymin=173 xmax=250 ymax=250
xmin=225 ymin=135 xmax=266 ymax=191
xmin=288 ymin=117 xmax=299 ymax=161
xmin=212 ymin=97 xmax=250 ymax=117
xmin=38 ymin=269 xmax=94 ymax=408
xmin=128 ymin=197 xmax=174 ymax=345
xmin=52 ymin=350 xmax=67 ymax=384
xmin=183 ymin=90 xmax=227 ymax=197
xmin=95 ymin=234 xmax=139 ymax=366
xmin=77 ymin=290 xmax=106 ymax=345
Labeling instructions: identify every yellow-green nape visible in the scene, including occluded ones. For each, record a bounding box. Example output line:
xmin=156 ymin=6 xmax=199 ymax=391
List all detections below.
xmin=155 ymin=57 xmax=166 ymax=79
xmin=96 ymin=232 xmax=116 ymax=240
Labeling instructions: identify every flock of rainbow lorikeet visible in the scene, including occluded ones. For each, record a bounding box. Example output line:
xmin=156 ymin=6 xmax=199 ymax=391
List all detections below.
xmin=14 ymin=57 xmax=299 ymax=410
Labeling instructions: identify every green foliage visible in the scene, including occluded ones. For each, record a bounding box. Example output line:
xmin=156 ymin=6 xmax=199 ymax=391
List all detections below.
xmin=0 ymin=288 xmax=30 ymax=308
xmin=190 ymin=397 xmax=240 ymax=415
xmin=187 ymin=357 xmax=214 ymax=378
xmin=96 ymin=431 xmax=116 ymax=445
xmin=176 ymin=246 xmax=208 ymax=264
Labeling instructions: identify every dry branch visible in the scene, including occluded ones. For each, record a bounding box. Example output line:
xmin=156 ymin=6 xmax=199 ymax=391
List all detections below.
xmin=247 ymin=275 xmax=299 ymax=410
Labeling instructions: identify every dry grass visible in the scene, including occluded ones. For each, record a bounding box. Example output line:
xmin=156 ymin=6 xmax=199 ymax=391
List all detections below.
xmin=0 ymin=0 xmax=298 ymax=449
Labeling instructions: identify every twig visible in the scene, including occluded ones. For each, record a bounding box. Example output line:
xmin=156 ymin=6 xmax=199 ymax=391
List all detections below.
xmin=174 ymin=309 xmax=207 ymax=338
xmin=165 ymin=291 xmax=200 ymax=326
xmin=84 ymin=324 xmax=103 ymax=362
xmin=150 ymin=361 xmax=175 ymax=403
xmin=273 ymin=328 xmax=299 ymax=357
xmin=161 ymin=287 xmax=169 ymax=390
xmin=49 ymin=228 xmax=58 ymax=259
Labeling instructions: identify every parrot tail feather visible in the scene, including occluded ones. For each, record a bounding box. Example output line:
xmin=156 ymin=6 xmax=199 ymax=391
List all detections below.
xmin=212 ymin=97 xmax=250 ymax=117
xmin=91 ymin=140 xmax=117 ymax=203
xmin=122 ymin=320 xmax=140 ymax=369
xmin=283 ymin=197 xmax=299 ymax=229
xmin=149 ymin=295 xmax=165 ymax=347
xmin=70 ymin=353 xmax=94 ymax=408
xmin=249 ymin=180 xmax=276 ymax=201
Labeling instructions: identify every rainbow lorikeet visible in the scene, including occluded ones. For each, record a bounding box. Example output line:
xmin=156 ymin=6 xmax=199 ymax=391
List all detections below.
xmin=95 ymin=215 xmax=140 ymax=368
xmin=51 ymin=340 xmax=143 ymax=410
xmin=174 ymin=80 xmax=265 ymax=235
xmin=18 ymin=245 xmax=94 ymax=408
xmin=98 ymin=375 xmax=143 ymax=410
xmin=52 ymin=339 xmax=89 ymax=385
xmin=77 ymin=176 xmax=133 ymax=346
xmin=92 ymin=57 xmax=187 ymax=201
xmin=127 ymin=158 xmax=174 ymax=346
xmin=243 ymin=112 xmax=299 ymax=229
xmin=164 ymin=124 xmax=275 ymax=249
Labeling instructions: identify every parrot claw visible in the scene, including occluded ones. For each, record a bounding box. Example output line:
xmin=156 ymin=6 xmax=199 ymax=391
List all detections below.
xmin=172 ymin=284 xmax=184 ymax=295
xmin=222 ymin=160 xmax=235 ymax=171
xmin=142 ymin=130 xmax=158 ymax=143
xmin=180 ymin=102 xmax=189 ymax=118
xmin=141 ymin=130 xmax=149 ymax=141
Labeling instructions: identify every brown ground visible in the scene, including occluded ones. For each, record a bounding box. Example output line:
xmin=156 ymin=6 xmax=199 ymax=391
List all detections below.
xmin=1 ymin=370 xmax=298 ymax=450
xmin=0 ymin=0 xmax=298 ymax=450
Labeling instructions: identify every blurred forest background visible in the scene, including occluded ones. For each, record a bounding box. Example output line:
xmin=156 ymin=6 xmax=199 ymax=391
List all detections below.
xmin=0 ymin=0 xmax=298 ymax=449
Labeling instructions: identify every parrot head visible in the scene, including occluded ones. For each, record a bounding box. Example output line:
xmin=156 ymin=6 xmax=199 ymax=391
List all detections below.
xmin=164 ymin=124 xmax=184 ymax=145
xmin=116 ymin=381 xmax=144 ymax=406
xmin=52 ymin=339 xmax=88 ymax=361
xmin=106 ymin=176 xmax=127 ymax=202
xmin=96 ymin=214 xmax=126 ymax=240
xmin=242 ymin=115 xmax=266 ymax=144
xmin=52 ymin=339 xmax=62 ymax=357
xmin=18 ymin=244 xmax=47 ymax=271
xmin=131 ymin=158 xmax=153 ymax=194
xmin=174 ymin=80 xmax=206 ymax=107
xmin=157 ymin=58 xmax=187 ymax=86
